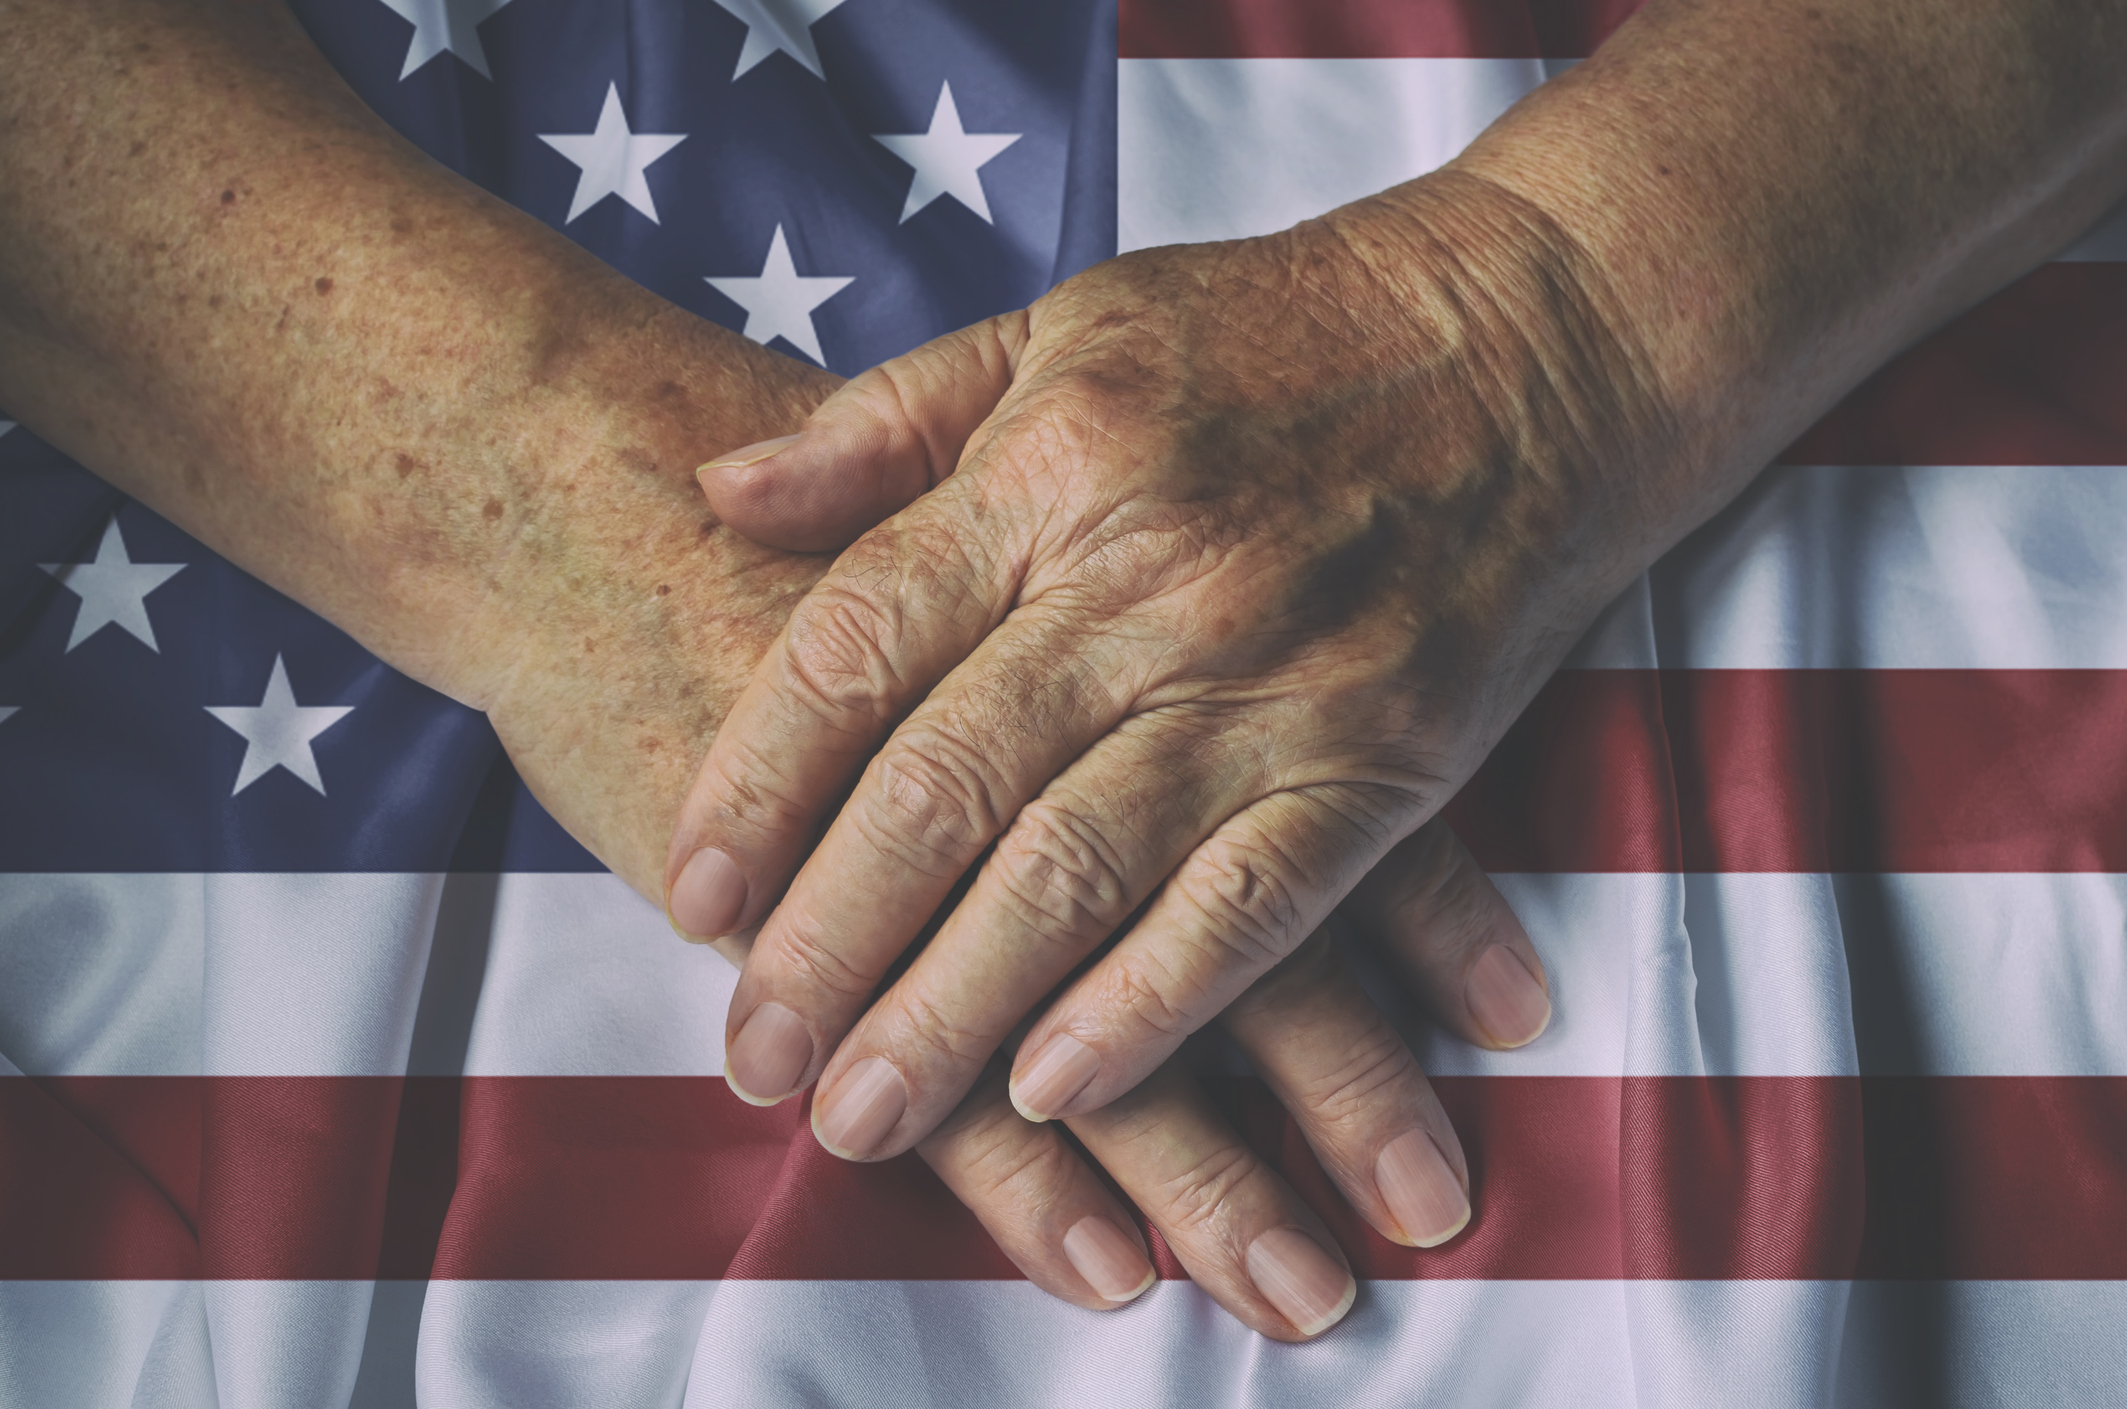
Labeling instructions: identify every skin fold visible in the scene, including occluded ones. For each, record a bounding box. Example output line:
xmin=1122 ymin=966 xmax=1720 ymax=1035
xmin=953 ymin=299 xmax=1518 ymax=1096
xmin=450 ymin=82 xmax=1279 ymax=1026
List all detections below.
xmin=0 ymin=0 xmax=1558 ymax=1340
xmin=674 ymin=0 xmax=2127 ymax=1267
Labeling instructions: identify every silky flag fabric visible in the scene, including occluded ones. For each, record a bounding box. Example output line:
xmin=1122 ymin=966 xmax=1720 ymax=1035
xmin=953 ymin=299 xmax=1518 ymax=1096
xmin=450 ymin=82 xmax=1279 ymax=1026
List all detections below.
xmin=2 ymin=1 xmax=2125 ymax=1405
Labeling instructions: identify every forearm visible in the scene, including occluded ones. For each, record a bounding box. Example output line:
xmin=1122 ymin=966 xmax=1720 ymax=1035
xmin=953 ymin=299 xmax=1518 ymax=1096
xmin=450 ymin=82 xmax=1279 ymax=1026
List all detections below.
xmin=1358 ymin=0 xmax=2127 ymax=562
xmin=0 ymin=0 xmax=838 ymax=895
xmin=0 ymin=0 xmax=830 ymax=703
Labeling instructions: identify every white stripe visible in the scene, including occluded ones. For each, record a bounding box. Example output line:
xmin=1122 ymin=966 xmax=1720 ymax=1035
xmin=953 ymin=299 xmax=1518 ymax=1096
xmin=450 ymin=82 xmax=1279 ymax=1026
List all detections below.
xmin=0 ymin=872 xmax=728 ymax=1079
xmin=1411 ymin=872 xmax=2127 ymax=1078
xmin=205 ymin=1281 xmax=375 ymax=1409
xmin=679 ymin=1279 xmax=2127 ymax=1409
xmin=10 ymin=1278 xmax=2121 ymax=1408
xmin=1121 ymin=59 xmax=2125 ymax=264
xmin=417 ymin=1280 xmax=710 ymax=1409
xmin=201 ymin=873 xmax=441 ymax=1078
xmin=0 ymin=1281 xmax=208 ymax=1409
xmin=6 ymin=870 xmax=2119 ymax=1079
xmin=1118 ymin=58 xmax=1540 ymax=251
xmin=457 ymin=871 xmax=733 ymax=1077
xmin=1618 ymin=464 xmax=2127 ymax=670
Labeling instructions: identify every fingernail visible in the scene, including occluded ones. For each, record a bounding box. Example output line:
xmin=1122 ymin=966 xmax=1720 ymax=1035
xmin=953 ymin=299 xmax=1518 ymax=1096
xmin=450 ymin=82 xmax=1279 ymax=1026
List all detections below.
xmin=698 ymin=433 xmax=800 ymax=473
xmin=1375 ymin=1129 xmax=1472 ymax=1248
xmin=1062 ymin=1215 xmax=1156 ymax=1304
xmin=724 ymin=1002 xmax=813 ymax=1105
xmin=1245 ymin=1227 xmax=1356 ymax=1337
xmin=668 ymin=847 xmax=747 ymax=939
xmin=1010 ymin=1034 xmax=1102 ymax=1121
xmin=813 ymin=1056 xmax=908 ymax=1159
xmin=1466 ymin=944 xmax=1551 ymax=1048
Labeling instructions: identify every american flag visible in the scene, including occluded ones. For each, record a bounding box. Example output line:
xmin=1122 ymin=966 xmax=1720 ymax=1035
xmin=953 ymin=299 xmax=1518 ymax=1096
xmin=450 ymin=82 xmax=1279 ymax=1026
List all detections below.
xmin=3 ymin=1 xmax=2125 ymax=1404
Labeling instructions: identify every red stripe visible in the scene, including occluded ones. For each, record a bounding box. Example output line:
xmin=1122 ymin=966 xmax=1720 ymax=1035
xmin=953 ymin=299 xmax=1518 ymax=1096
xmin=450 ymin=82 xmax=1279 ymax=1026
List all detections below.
xmin=7 ymin=1075 xmax=2124 ymax=1281
xmin=1118 ymin=0 xmax=1643 ymax=59
xmin=1781 ymin=264 xmax=2127 ymax=467
xmin=1447 ymin=669 xmax=2127 ymax=873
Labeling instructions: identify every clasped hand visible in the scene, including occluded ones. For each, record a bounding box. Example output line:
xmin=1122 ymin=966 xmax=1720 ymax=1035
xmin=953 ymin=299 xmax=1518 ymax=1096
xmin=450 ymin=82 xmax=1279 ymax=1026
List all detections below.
xmin=668 ymin=174 xmax=1663 ymax=1336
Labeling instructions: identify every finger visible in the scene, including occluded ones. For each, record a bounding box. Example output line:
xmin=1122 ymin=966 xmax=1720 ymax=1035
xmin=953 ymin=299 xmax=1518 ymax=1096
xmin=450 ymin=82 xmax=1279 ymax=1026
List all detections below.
xmin=1344 ymin=821 xmax=1551 ymax=1050
xmin=1009 ymin=782 xmax=1416 ymax=1122
xmin=663 ymin=443 xmax=1028 ymax=950
xmin=1221 ymin=922 xmax=1472 ymax=1249
xmin=720 ymin=610 xmax=1158 ymax=1112
xmin=696 ymin=313 xmax=1025 ymax=553
xmin=1066 ymin=1061 xmax=1357 ymax=1341
xmin=800 ymin=710 xmax=1243 ymax=1155
xmin=917 ymin=1063 xmax=1157 ymax=1311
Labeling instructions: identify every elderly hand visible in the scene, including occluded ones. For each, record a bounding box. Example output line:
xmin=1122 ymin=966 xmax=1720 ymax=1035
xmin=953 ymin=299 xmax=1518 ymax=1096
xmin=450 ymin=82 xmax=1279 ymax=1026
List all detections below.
xmin=916 ymin=828 xmax=1539 ymax=1338
xmin=673 ymin=0 xmax=2127 ymax=1165
xmin=0 ymin=0 xmax=1547 ymax=1342
xmin=668 ymin=170 xmax=1630 ymax=1177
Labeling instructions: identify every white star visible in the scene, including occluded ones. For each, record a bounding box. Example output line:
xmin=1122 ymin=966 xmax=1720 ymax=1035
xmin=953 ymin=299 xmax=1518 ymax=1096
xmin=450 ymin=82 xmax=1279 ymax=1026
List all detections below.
xmin=873 ymin=82 xmax=1021 ymax=225
xmin=41 ymin=517 xmax=186 ymax=653
xmin=204 ymin=655 xmax=354 ymax=797
xmin=705 ymin=225 xmax=853 ymax=366
xmin=713 ymin=0 xmax=848 ymax=81
xmin=538 ymin=83 xmax=687 ymax=225
xmin=377 ymin=0 xmax=514 ymax=80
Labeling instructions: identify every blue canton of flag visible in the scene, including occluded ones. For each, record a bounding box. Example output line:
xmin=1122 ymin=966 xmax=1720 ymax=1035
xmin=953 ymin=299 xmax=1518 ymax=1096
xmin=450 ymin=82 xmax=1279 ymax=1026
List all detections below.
xmin=0 ymin=0 xmax=1115 ymax=875
xmin=291 ymin=0 xmax=1116 ymax=373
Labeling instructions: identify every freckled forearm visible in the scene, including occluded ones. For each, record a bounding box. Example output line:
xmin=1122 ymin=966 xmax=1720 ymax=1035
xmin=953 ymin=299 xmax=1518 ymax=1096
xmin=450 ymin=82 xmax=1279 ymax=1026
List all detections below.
xmin=1305 ymin=0 xmax=2127 ymax=595
xmin=1447 ymin=0 xmax=2127 ymax=500
xmin=0 ymin=0 xmax=832 ymax=708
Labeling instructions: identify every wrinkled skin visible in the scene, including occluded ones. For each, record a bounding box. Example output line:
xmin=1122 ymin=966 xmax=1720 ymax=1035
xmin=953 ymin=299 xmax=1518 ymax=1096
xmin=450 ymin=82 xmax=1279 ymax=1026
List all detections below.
xmin=672 ymin=174 xmax=1641 ymax=1168
xmin=0 ymin=0 xmax=1548 ymax=1343
xmin=677 ymin=0 xmax=2127 ymax=1205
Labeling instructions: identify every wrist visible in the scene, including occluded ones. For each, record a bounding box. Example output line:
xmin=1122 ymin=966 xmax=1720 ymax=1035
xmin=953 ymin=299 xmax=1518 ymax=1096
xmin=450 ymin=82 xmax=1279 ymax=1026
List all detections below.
xmin=455 ymin=299 xmax=835 ymax=895
xmin=1311 ymin=171 xmax=1687 ymax=601
xmin=405 ymin=282 xmax=835 ymax=712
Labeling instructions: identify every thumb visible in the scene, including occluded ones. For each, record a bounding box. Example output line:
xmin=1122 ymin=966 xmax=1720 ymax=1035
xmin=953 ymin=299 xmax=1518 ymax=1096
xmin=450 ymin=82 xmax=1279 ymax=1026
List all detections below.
xmin=698 ymin=313 xmax=1026 ymax=553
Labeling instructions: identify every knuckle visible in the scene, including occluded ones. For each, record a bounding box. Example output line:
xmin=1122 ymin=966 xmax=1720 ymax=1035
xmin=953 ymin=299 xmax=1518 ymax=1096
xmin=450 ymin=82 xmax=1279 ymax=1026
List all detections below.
xmin=923 ymin=1087 xmax=1077 ymax=1204
xmin=857 ymin=727 xmax=1011 ymax=878
xmin=1176 ymin=835 xmax=1307 ymax=971
xmin=781 ymin=584 xmax=908 ymax=729
xmin=1394 ymin=827 xmax=1500 ymax=951
xmin=1293 ymin=1028 xmax=1423 ymax=1131
xmin=1307 ymin=780 xmax=1411 ymax=853
xmin=992 ymin=801 xmax=1136 ymax=946
xmin=959 ymin=1124 xmax=1081 ymax=1212
xmin=771 ymin=911 xmax=879 ymax=1003
xmin=705 ymin=734 xmax=813 ymax=832
xmin=863 ymin=515 xmax=988 ymax=618
xmin=1152 ymin=1143 xmax=1273 ymax=1242
xmin=888 ymin=983 xmax=1003 ymax=1069
xmin=1093 ymin=954 xmax=1204 ymax=1041
xmin=1227 ymin=927 xmax=1341 ymax=1019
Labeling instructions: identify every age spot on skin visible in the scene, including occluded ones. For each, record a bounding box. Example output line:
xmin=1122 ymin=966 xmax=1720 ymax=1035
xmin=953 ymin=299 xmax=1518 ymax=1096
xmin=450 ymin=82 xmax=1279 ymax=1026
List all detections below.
xmin=315 ymin=277 xmax=333 ymax=295
xmin=483 ymin=498 xmax=504 ymax=521
xmin=656 ymin=583 xmax=672 ymax=596
xmin=395 ymin=453 xmax=417 ymax=478
xmin=221 ymin=189 xmax=235 ymax=205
